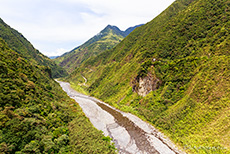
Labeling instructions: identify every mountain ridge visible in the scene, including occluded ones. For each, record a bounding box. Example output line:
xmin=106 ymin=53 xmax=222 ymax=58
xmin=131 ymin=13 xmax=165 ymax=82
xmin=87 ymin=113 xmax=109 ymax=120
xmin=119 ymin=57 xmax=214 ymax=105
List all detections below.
xmin=54 ymin=24 xmax=143 ymax=73
xmin=0 ymin=18 xmax=68 ymax=78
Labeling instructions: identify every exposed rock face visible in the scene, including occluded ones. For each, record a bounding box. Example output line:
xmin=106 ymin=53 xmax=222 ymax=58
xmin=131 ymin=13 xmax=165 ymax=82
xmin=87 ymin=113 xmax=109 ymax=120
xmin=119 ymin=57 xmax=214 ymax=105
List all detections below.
xmin=132 ymin=72 xmax=161 ymax=97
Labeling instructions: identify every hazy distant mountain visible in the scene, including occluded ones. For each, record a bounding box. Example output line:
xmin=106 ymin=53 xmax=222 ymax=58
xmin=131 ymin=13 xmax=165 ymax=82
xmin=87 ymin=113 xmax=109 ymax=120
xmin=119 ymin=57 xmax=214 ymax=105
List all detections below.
xmin=123 ymin=24 xmax=144 ymax=36
xmin=54 ymin=24 xmax=143 ymax=73
xmin=49 ymin=56 xmax=59 ymax=59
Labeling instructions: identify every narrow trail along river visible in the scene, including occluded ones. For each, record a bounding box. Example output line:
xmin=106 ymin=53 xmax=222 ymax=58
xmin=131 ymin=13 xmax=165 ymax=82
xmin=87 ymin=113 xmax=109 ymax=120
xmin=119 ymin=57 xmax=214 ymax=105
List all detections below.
xmin=56 ymin=80 xmax=184 ymax=154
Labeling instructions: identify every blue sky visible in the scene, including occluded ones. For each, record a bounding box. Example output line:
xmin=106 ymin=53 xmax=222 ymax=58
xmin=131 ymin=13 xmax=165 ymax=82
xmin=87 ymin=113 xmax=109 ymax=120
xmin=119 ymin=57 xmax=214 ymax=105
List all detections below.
xmin=0 ymin=0 xmax=175 ymax=56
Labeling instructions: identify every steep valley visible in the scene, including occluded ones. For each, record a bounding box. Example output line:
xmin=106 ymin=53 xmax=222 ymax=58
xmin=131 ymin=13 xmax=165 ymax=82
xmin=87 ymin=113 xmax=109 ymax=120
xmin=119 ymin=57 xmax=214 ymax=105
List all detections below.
xmin=1 ymin=0 xmax=230 ymax=153
xmin=0 ymin=22 xmax=116 ymax=153
xmin=63 ymin=0 xmax=230 ymax=153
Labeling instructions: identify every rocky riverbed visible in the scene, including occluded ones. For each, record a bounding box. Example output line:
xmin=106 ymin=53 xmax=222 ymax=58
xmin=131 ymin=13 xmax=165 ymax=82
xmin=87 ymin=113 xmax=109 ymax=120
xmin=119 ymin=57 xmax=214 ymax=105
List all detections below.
xmin=56 ymin=80 xmax=184 ymax=154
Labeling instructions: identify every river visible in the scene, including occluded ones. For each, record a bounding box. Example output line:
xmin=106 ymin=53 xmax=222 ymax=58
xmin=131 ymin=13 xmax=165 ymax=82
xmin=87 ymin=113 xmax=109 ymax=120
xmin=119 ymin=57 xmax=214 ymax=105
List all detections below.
xmin=56 ymin=80 xmax=184 ymax=154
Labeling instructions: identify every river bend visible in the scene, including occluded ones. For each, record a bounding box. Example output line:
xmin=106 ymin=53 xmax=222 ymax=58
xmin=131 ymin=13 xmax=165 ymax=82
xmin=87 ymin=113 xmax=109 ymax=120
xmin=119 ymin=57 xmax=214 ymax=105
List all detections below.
xmin=56 ymin=80 xmax=183 ymax=154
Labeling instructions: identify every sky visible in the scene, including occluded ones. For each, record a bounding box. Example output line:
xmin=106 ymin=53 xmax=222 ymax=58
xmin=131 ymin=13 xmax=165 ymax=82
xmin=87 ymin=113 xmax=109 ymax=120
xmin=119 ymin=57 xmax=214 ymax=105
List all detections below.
xmin=0 ymin=0 xmax=175 ymax=57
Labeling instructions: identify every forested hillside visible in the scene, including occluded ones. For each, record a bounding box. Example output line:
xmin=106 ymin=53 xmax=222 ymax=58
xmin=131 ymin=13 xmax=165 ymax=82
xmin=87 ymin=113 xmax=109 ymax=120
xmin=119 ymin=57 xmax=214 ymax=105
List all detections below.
xmin=0 ymin=18 xmax=68 ymax=78
xmin=54 ymin=24 xmax=142 ymax=73
xmin=0 ymin=38 xmax=116 ymax=153
xmin=65 ymin=0 xmax=230 ymax=153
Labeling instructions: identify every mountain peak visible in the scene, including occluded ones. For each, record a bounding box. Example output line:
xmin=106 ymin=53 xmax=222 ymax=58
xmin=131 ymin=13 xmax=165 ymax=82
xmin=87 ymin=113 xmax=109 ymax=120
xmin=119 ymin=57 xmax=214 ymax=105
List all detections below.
xmin=101 ymin=24 xmax=143 ymax=37
xmin=100 ymin=25 xmax=123 ymax=36
xmin=55 ymin=24 xmax=142 ymax=73
xmin=104 ymin=25 xmax=119 ymax=30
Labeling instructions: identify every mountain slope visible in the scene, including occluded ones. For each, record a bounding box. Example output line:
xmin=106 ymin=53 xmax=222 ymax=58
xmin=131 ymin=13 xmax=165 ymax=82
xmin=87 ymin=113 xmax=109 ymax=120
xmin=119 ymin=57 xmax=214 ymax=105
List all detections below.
xmin=65 ymin=0 xmax=230 ymax=153
xmin=0 ymin=38 xmax=116 ymax=153
xmin=0 ymin=18 xmax=68 ymax=78
xmin=54 ymin=24 xmax=142 ymax=73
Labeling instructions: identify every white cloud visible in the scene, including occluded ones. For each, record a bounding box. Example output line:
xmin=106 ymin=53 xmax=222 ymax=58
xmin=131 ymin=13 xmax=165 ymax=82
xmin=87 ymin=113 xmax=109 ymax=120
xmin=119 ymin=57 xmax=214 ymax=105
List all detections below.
xmin=0 ymin=0 xmax=175 ymax=56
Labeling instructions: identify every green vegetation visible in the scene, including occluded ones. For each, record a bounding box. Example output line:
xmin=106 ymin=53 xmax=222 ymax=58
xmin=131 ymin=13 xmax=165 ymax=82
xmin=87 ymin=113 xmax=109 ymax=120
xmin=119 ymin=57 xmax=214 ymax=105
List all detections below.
xmin=0 ymin=38 xmax=116 ymax=153
xmin=54 ymin=25 xmax=142 ymax=73
xmin=0 ymin=18 xmax=68 ymax=78
xmin=69 ymin=81 xmax=89 ymax=96
xmin=69 ymin=117 xmax=115 ymax=153
xmin=64 ymin=0 xmax=230 ymax=153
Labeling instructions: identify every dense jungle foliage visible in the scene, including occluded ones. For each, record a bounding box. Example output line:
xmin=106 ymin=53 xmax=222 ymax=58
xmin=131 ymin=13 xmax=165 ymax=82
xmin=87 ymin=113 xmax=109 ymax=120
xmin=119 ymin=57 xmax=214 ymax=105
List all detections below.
xmin=54 ymin=24 xmax=142 ymax=73
xmin=65 ymin=0 xmax=230 ymax=153
xmin=0 ymin=18 xmax=68 ymax=78
xmin=0 ymin=38 xmax=116 ymax=153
